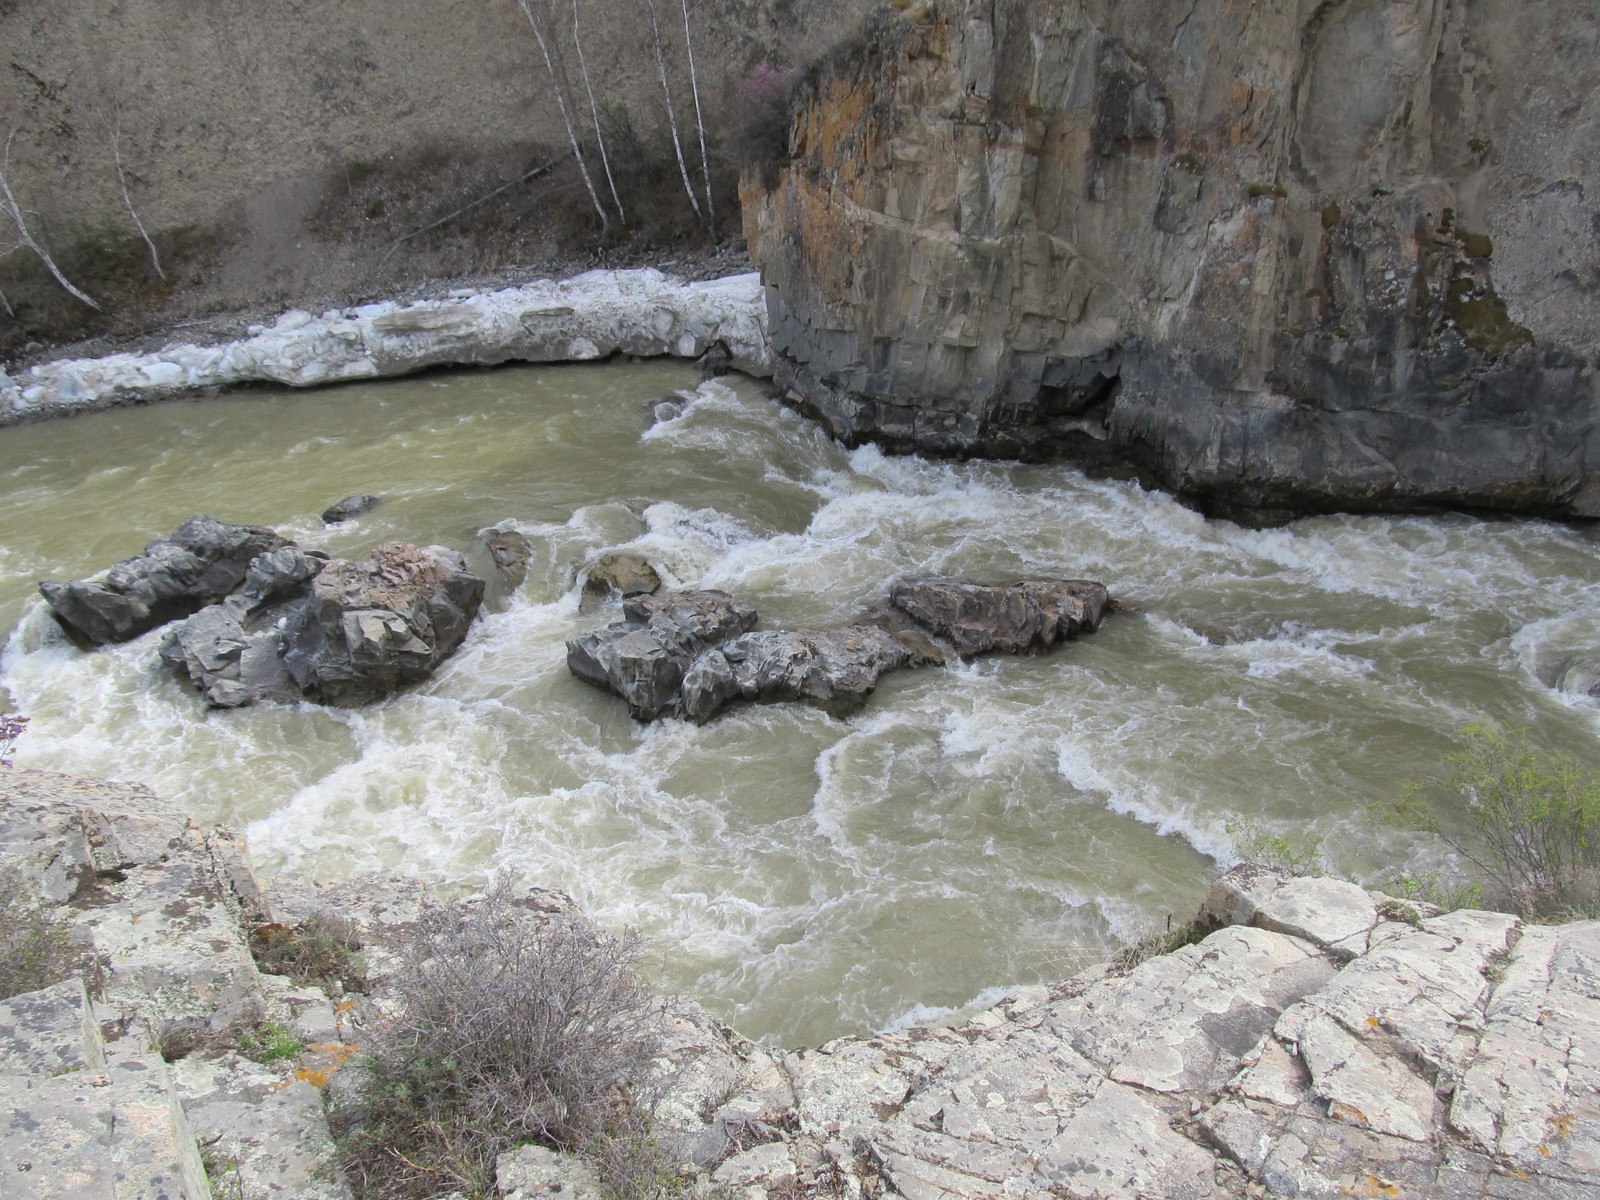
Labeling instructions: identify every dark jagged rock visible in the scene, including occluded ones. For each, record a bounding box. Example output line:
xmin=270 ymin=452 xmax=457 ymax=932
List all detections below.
xmin=280 ymin=543 xmax=486 ymax=705
xmin=582 ymin=552 xmax=662 ymax=602
xmin=889 ymin=576 xmax=1110 ymax=657
xmin=320 ymin=494 xmax=383 ymax=524
xmin=680 ymin=626 xmax=915 ymax=722
xmin=479 ymin=528 xmax=534 ymax=590
xmin=39 ymin=516 xmax=288 ymax=647
xmin=568 ymin=576 xmax=1110 ymax=722
xmin=159 ymin=547 xmax=327 ymax=708
xmin=566 ymin=591 xmax=758 ymax=720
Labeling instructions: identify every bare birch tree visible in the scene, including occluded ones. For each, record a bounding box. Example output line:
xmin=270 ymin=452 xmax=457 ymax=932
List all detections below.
xmin=645 ymin=0 xmax=702 ymax=220
xmin=0 ymin=132 xmax=100 ymax=311
xmin=515 ymin=0 xmax=610 ymax=231
xmin=571 ymin=0 xmax=625 ymax=225
xmin=105 ymin=109 xmax=165 ymax=281
xmin=680 ymin=0 xmax=715 ymax=239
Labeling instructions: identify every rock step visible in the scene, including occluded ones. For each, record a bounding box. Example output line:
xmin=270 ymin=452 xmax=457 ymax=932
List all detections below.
xmin=0 ymin=1040 xmax=211 ymax=1200
xmin=0 ymin=977 xmax=105 ymax=1077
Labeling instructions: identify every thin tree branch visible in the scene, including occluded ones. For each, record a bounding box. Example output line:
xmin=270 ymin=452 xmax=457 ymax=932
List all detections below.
xmin=572 ymin=0 xmax=625 ymax=224
xmin=379 ymin=158 xmax=559 ymax=266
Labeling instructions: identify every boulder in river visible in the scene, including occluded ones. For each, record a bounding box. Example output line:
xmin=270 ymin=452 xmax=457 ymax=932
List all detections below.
xmin=321 ymin=494 xmax=383 ymax=524
xmin=889 ymin=576 xmax=1110 ymax=657
xmin=680 ymin=626 xmax=918 ymax=721
xmin=39 ymin=516 xmax=288 ymax=647
xmin=479 ymin=528 xmax=534 ymax=590
xmin=280 ymin=543 xmax=486 ymax=705
xmin=582 ymin=551 xmax=662 ymax=602
xmin=566 ymin=591 xmax=757 ymax=719
xmin=568 ymin=576 xmax=1113 ymax=722
xmin=161 ymin=542 xmax=484 ymax=707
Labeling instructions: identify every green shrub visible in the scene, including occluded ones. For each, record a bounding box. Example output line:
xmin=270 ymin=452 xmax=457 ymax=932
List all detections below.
xmin=339 ymin=882 xmax=671 ymax=1200
xmin=0 ymin=861 xmax=81 ymax=1000
xmin=1224 ymin=816 xmax=1329 ymax=877
xmin=1381 ymin=725 xmax=1600 ymax=919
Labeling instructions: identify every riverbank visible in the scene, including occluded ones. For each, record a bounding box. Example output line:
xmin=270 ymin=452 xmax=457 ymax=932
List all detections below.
xmin=0 ymin=266 xmax=771 ymax=425
xmin=3 ymin=767 xmax=1595 ymax=1198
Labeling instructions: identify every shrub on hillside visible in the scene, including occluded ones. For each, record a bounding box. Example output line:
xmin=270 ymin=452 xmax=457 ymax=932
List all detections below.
xmin=0 ymin=861 xmax=82 ymax=1000
xmin=339 ymin=882 xmax=673 ymax=1200
xmin=1381 ymin=724 xmax=1600 ymax=919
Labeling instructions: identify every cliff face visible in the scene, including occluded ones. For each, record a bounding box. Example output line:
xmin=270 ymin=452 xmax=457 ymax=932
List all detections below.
xmin=743 ymin=0 xmax=1600 ymax=518
xmin=0 ymin=0 xmax=864 ymax=357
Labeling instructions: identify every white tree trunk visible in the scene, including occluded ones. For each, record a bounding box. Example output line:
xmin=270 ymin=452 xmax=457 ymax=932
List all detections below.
xmin=107 ymin=116 xmax=165 ymax=281
xmin=0 ymin=135 xmax=101 ymax=311
xmin=646 ymin=0 xmax=702 ymax=218
xmin=680 ymin=0 xmax=715 ymax=239
xmin=516 ymin=0 xmax=610 ymax=231
xmin=572 ymin=0 xmax=626 ymax=224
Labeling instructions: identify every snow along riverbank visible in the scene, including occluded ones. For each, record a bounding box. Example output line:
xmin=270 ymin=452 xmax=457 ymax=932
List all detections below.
xmin=0 ymin=269 xmax=772 ymax=423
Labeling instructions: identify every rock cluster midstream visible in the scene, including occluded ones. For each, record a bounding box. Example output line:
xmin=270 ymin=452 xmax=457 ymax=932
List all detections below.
xmin=566 ymin=577 xmax=1111 ymax=722
xmin=2 ymin=769 xmax=1594 ymax=1198
xmin=38 ymin=516 xmax=486 ymax=708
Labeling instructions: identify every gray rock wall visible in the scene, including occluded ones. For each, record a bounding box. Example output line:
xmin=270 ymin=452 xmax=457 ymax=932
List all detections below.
xmin=742 ymin=0 xmax=1600 ymax=519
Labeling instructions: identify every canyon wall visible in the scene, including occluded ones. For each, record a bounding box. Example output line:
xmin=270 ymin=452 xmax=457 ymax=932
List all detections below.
xmin=743 ymin=0 xmax=1600 ymax=519
xmin=0 ymin=0 xmax=863 ymax=356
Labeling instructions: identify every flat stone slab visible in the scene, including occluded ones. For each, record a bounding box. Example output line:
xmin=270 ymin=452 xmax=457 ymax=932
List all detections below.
xmin=0 ymin=978 xmax=104 ymax=1077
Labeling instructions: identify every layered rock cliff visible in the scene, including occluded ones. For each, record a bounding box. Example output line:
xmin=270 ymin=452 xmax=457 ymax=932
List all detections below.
xmin=743 ymin=0 xmax=1600 ymax=519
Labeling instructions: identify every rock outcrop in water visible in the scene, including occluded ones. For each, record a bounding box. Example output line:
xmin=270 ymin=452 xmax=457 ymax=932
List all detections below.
xmin=743 ymin=0 xmax=1600 ymax=520
xmin=4 ymin=768 xmax=1594 ymax=1199
xmin=38 ymin=515 xmax=485 ymax=707
xmin=163 ymin=542 xmax=485 ymax=707
xmin=39 ymin=516 xmax=289 ymax=647
xmin=567 ymin=576 xmax=1108 ymax=721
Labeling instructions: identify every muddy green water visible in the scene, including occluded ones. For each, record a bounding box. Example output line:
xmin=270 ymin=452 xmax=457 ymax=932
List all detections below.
xmin=3 ymin=361 xmax=1600 ymax=1045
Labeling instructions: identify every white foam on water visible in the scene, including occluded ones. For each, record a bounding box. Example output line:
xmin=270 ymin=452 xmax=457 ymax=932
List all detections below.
xmin=5 ymin=366 xmax=1600 ymax=1044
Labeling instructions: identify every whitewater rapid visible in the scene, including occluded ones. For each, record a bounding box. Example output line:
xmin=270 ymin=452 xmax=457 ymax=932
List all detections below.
xmin=2 ymin=362 xmax=1597 ymax=1044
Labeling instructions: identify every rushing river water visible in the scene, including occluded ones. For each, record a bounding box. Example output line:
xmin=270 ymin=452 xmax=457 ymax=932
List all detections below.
xmin=2 ymin=360 xmax=1599 ymax=1045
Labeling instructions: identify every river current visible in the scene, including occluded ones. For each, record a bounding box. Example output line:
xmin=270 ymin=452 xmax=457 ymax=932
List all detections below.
xmin=2 ymin=361 xmax=1599 ymax=1045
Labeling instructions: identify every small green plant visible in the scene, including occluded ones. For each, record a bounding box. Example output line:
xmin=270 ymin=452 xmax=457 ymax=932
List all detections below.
xmin=1379 ymin=724 xmax=1600 ymax=920
xmin=1224 ymin=817 xmax=1328 ymax=876
xmin=1377 ymin=871 xmax=1485 ymax=913
xmin=338 ymin=881 xmax=673 ymax=1200
xmin=200 ymin=1140 xmax=248 ymax=1200
xmin=236 ymin=1021 xmax=302 ymax=1064
xmin=0 ymin=861 xmax=81 ymax=1000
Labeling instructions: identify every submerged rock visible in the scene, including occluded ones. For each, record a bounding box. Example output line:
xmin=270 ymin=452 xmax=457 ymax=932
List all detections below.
xmin=39 ymin=516 xmax=288 ymax=647
xmin=319 ymin=494 xmax=383 ymax=524
xmin=889 ymin=576 xmax=1110 ymax=657
xmin=479 ymin=528 xmax=534 ymax=590
xmin=581 ymin=551 xmax=662 ymax=602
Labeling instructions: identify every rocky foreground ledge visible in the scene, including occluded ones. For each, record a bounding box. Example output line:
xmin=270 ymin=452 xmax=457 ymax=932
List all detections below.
xmin=1 ymin=770 xmax=1596 ymax=1199
xmin=0 ymin=269 xmax=771 ymax=423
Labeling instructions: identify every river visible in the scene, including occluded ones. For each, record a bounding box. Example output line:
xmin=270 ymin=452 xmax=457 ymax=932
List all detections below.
xmin=2 ymin=360 xmax=1598 ymax=1046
